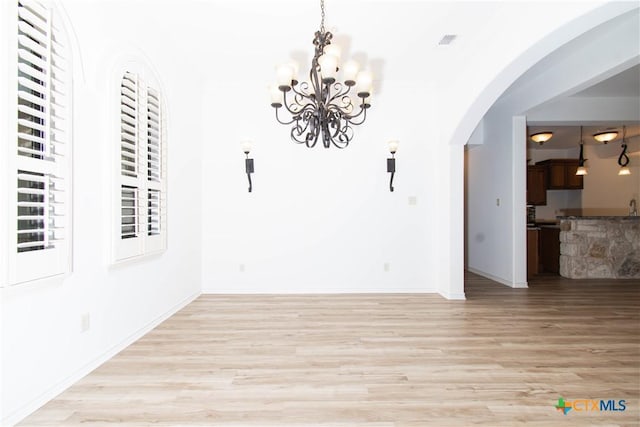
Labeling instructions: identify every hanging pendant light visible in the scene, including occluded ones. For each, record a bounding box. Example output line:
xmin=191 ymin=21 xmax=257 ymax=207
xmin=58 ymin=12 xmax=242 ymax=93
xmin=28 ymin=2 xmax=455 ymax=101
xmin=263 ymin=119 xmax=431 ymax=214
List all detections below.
xmin=618 ymin=125 xmax=631 ymax=176
xmin=576 ymin=126 xmax=587 ymax=176
xmin=270 ymin=0 xmax=373 ymax=149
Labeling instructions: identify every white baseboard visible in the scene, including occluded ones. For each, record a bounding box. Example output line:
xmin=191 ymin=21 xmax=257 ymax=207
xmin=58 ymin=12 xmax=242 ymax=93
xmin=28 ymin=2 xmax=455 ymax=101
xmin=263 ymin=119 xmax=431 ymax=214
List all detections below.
xmin=201 ymin=285 xmax=437 ymax=294
xmin=2 ymin=291 xmax=200 ymax=427
xmin=466 ymin=267 xmax=528 ymax=289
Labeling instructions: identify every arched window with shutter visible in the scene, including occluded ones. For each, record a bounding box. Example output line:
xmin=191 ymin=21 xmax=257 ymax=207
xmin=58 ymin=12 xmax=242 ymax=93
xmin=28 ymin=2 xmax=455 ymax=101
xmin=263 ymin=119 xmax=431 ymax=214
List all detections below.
xmin=113 ymin=69 xmax=167 ymax=262
xmin=7 ymin=0 xmax=73 ymax=285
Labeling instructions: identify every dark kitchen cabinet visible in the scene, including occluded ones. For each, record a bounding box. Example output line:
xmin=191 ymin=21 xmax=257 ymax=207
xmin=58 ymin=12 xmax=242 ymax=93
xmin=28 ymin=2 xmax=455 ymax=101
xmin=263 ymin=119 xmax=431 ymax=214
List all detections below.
xmin=536 ymin=159 xmax=583 ymax=190
xmin=527 ymin=165 xmax=547 ymax=205
xmin=527 ymin=228 xmax=539 ymax=278
xmin=539 ymin=226 xmax=560 ymax=274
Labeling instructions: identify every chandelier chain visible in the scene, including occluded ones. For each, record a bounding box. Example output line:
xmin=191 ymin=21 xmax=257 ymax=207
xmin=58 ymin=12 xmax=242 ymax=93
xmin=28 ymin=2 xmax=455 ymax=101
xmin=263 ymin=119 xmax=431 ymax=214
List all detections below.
xmin=320 ymin=0 xmax=325 ymax=33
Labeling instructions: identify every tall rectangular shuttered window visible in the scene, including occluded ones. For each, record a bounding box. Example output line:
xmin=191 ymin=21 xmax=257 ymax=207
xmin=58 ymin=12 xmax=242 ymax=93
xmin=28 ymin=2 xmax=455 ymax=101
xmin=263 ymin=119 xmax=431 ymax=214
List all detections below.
xmin=113 ymin=72 xmax=166 ymax=262
xmin=8 ymin=0 xmax=71 ymax=285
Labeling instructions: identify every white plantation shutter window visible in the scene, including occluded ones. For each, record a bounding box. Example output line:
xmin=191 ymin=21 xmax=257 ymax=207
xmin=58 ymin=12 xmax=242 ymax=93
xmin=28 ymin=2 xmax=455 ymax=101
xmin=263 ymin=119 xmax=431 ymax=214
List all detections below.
xmin=8 ymin=0 xmax=72 ymax=285
xmin=113 ymin=72 xmax=166 ymax=262
xmin=121 ymin=186 xmax=138 ymax=239
xmin=147 ymin=189 xmax=161 ymax=236
xmin=121 ymin=72 xmax=138 ymax=178
xmin=147 ymin=88 xmax=161 ymax=183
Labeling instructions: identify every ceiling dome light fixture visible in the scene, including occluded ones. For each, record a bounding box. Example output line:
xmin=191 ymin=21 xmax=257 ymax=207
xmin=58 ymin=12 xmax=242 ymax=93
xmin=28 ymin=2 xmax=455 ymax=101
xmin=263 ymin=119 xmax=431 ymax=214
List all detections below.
xmin=530 ymin=131 xmax=553 ymax=145
xmin=270 ymin=0 xmax=373 ymax=149
xmin=618 ymin=125 xmax=631 ymax=176
xmin=576 ymin=126 xmax=588 ymax=176
xmin=593 ymin=130 xmax=618 ymax=144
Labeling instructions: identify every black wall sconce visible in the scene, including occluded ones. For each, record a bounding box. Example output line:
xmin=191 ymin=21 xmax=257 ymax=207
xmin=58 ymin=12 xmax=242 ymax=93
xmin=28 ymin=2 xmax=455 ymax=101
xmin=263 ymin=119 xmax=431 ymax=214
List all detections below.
xmin=387 ymin=140 xmax=399 ymax=192
xmin=241 ymin=141 xmax=254 ymax=192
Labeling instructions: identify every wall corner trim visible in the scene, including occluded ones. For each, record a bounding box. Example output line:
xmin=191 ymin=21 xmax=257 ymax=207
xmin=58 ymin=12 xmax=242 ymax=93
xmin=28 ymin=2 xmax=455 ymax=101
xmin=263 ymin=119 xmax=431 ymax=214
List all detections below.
xmin=438 ymin=291 xmax=467 ymax=301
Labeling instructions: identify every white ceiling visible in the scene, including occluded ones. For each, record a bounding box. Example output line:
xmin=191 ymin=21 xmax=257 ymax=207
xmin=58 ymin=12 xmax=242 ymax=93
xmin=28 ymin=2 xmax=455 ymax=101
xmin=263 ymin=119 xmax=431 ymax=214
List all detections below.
xmin=528 ymin=64 xmax=640 ymax=150
xmin=572 ymin=64 xmax=640 ymax=98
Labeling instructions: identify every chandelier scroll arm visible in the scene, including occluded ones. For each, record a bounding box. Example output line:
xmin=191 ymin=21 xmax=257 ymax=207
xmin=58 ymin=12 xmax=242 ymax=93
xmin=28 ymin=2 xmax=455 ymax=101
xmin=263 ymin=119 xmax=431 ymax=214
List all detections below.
xmin=289 ymin=99 xmax=318 ymax=118
xmin=291 ymin=81 xmax=313 ymax=99
xmin=346 ymin=104 xmax=368 ymax=126
xmin=290 ymin=127 xmax=308 ymax=144
xmin=341 ymin=97 xmax=369 ymax=121
xmin=301 ymin=129 xmax=320 ymax=148
xmin=326 ymin=82 xmax=351 ymax=106
xmin=274 ymin=107 xmax=297 ymax=125
xmin=282 ymin=90 xmax=304 ymax=116
xmin=328 ymin=129 xmax=351 ymax=149
xmin=325 ymin=114 xmax=352 ymax=149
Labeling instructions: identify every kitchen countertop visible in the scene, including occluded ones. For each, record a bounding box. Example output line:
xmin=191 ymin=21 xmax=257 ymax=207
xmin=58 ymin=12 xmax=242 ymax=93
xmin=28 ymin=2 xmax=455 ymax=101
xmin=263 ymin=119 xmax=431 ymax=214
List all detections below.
xmin=539 ymin=224 xmax=560 ymax=229
xmin=557 ymin=216 xmax=640 ymax=220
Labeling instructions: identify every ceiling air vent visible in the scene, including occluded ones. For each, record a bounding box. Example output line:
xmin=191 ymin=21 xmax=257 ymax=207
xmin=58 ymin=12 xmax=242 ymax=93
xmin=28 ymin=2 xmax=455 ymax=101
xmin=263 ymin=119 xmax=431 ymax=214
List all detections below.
xmin=438 ymin=34 xmax=457 ymax=46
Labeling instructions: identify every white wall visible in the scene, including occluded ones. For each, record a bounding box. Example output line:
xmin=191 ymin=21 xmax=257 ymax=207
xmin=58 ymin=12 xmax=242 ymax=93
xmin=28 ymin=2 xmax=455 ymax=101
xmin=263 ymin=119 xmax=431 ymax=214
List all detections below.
xmin=201 ymin=78 xmax=439 ymax=293
xmin=465 ymin=109 xmax=522 ymax=286
xmin=0 ymin=2 xmax=203 ymax=425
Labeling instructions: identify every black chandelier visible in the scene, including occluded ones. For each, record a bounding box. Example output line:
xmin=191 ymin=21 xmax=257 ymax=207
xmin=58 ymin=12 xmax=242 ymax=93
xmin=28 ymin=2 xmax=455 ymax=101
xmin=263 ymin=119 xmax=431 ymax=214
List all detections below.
xmin=270 ymin=0 xmax=373 ymax=149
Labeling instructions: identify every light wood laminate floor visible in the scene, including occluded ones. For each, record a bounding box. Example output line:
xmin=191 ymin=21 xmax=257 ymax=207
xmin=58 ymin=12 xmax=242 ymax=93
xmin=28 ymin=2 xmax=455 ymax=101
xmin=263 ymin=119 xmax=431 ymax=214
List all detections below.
xmin=20 ymin=273 xmax=640 ymax=426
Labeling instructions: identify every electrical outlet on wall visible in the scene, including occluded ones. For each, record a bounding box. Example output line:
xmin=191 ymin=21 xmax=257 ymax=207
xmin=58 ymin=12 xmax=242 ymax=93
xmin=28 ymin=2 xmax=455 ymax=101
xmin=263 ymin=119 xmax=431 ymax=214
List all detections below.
xmin=80 ymin=313 xmax=90 ymax=333
xmin=384 ymin=262 xmax=390 ymax=272
xmin=239 ymin=264 xmax=246 ymax=272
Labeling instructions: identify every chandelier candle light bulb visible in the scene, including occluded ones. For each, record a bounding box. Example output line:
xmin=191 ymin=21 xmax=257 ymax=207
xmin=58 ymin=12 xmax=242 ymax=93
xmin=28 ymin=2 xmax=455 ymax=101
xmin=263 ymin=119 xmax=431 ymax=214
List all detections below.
xmin=324 ymin=43 xmax=341 ymax=61
xmin=318 ymin=54 xmax=338 ymax=83
xmin=277 ymin=65 xmax=294 ymax=90
xmin=342 ymin=60 xmax=359 ymax=85
xmin=356 ymin=70 xmax=373 ymax=97
xmin=287 ymin=61 xmax=300 ymax=85
xmin=269 ymin=85 xmax=283 ymax=107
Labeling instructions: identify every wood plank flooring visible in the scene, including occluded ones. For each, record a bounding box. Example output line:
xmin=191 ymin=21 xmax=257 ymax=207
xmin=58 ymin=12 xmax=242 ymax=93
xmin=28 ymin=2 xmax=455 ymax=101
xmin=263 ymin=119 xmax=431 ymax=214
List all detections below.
xmin=19 ymin=273 xmax=640 ymax=426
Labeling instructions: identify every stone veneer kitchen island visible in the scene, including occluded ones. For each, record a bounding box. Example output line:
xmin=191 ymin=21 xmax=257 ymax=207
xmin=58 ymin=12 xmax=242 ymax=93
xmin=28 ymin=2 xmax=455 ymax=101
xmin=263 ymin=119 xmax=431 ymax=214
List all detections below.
xmin=559 ymin=216 xmax=640 ymax=279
